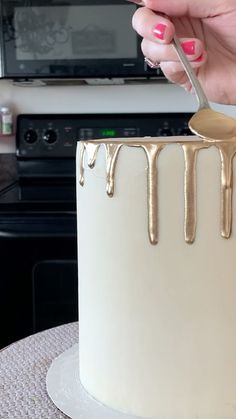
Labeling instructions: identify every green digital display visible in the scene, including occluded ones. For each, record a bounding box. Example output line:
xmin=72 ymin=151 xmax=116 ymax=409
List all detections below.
xmin=100 ymin=129 xmax=117 ymax=137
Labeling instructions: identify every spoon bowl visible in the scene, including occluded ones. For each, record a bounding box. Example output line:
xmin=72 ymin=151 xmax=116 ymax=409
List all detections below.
xmin=172 ymin=36 xmax=236 ymax=141
xmin=189 ymin=108 xmax=236 ymax=141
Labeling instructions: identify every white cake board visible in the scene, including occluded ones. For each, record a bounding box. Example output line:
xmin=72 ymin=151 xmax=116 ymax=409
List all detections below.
xmin=46 ymin=343 xmax=142 ymax=419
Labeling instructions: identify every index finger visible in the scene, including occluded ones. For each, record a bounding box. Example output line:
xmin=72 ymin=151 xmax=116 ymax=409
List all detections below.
xmin=132 ymin=7 xmax=175 ymax=44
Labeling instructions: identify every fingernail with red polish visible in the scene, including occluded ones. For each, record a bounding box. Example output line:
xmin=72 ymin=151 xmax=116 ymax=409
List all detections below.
xmin=125 ymin=0 xmax=144 ymax=4
xmin=194 ymin=53 xmax=204 ymax=62
xmin=153 ymin=23 xmax=167 ymax=40
xmin=181 ymin=41 xmax=195 ymax=55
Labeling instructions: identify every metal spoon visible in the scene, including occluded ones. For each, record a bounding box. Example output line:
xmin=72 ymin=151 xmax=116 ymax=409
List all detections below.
xmin=172 ymin=35 xmax=236 ymax=141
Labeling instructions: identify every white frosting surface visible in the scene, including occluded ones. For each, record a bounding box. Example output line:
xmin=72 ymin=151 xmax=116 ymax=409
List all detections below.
xmin=77 ymin=139 xmax=236 ymax=418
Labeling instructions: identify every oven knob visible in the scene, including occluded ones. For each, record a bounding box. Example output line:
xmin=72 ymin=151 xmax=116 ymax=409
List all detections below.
xmin=43 ymin=129 xmax=57 ymax=144
xmin=24 ymin=129 xmax=38 ymax=144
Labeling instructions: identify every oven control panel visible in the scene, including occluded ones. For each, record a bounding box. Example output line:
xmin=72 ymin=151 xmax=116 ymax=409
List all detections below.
xmin=16 ymin=113 xmax=193 ymax=159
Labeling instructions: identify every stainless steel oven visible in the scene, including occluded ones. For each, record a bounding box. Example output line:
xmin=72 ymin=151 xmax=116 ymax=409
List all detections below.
xmin=0 ymin=0 xmax=162 ymax=81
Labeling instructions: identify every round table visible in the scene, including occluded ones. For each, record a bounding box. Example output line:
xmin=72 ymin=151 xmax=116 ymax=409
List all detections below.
xmin=0 ymin=322 xmax=78 ymax=419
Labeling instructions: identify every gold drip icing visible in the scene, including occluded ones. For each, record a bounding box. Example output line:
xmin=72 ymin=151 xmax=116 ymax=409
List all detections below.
xmin=79 ymin=142 xmax=100 ymax=186
xmin=142 ymin=144 xmax=164 ymax=244
xmin=182 ymin=143 xmax=209 ymax=244
xmin=216 ymin=142 xmax=236 ymax=238
xmin=79 ymin=137 xmax=236 ymax=245
xmin=105 ymin=144 xmax=123 ymax=197
xmin=79 ymin=142 xmax=86 ymax=187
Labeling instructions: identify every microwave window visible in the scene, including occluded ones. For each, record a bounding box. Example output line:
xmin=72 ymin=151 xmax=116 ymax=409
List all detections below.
xmin=14 ymin=5 xmax=137 ymax=61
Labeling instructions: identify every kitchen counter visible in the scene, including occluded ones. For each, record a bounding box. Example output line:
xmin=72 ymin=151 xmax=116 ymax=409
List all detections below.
xmin=0 ymin=135 xmax=15 ymax=154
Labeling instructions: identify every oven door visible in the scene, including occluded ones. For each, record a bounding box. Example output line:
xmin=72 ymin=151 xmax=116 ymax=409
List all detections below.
xmin=0 ymin=213 xmax=78 ymax=349
xmin=0 ymin=0 xmax=159 ymax=79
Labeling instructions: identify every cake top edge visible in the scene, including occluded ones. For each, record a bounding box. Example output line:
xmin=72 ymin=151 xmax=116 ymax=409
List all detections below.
xmin=80 ymin=135 xmax=236 ymax=145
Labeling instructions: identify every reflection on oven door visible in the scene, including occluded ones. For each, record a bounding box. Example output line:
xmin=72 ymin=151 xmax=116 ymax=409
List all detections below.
xmin=32 ymin=260 xmax=78 ymax=333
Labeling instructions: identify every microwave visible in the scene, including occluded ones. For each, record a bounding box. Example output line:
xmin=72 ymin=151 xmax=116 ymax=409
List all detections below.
xmin=0 ymin=0 xmax=163 ymax=81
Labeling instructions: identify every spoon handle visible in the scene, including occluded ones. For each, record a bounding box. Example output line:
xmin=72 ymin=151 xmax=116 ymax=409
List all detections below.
xmin=172 ymin=36 xmax=210 ymax=110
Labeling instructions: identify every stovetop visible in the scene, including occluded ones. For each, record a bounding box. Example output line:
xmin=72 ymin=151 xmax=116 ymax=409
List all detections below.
xmin=0 ymin=112 xmax=193 ymax=215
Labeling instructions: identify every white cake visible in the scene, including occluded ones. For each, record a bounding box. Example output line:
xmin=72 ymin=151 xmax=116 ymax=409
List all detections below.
xmin=77 ymin=136 xmax=236 ymax=419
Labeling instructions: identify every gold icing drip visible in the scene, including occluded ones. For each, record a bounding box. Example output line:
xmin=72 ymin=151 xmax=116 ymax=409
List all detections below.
xmin=142 ymin=144 xmax=164 ymax=244
xmin=79 ymin=142 xmax=86 ymax=186
xmin=216 ymin=142 xmax=236 ymax=238
xmin=79 ymin=137 xmax=236 ymax=245
xmin=79 ymin=142 xmax=100 ymax=186
xmin=86 ymin=142 xmax=100 ymax=168
xmin=105 ymin=144 xmax=123 ymax=197
xmin=182 ymin=143 xmax=209 ymax=244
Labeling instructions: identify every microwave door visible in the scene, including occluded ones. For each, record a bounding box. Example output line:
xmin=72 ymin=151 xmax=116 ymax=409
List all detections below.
xmin=0 ymin=1 xmax=160 ymax=80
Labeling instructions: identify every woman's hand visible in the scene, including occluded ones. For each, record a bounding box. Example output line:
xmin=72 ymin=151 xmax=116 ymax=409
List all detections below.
xmin=128 ymin=0 xmax=236 ymax=105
